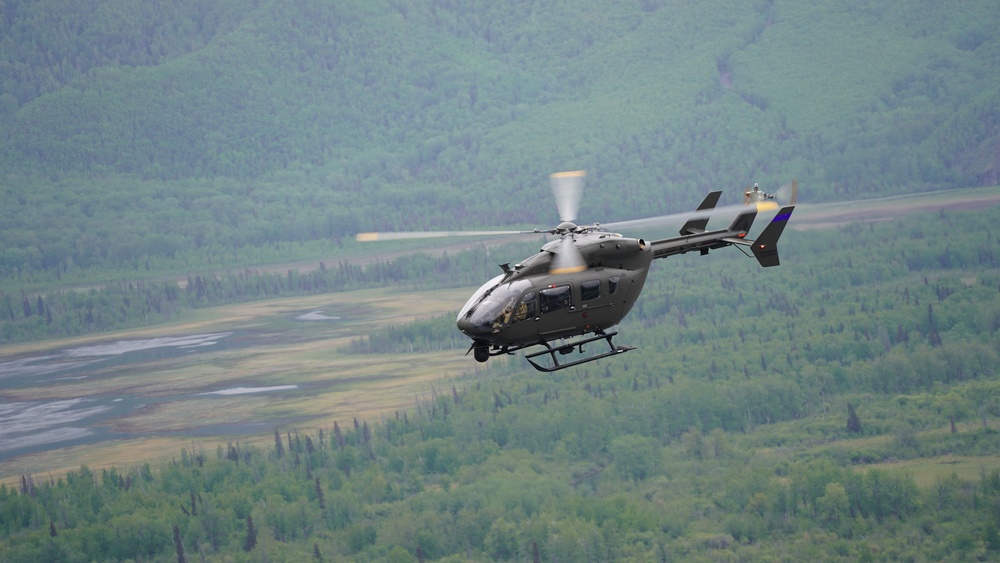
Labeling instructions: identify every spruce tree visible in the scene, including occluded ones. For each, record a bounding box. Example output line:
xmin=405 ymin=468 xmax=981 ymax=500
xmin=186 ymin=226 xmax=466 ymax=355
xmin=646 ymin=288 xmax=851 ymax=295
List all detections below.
xmin=274 ymin=428 xmax=284 ymax=458
xmin=315 ymin=476 xmax=325 ymax=510
xmin=244 ymin=515 xmax=257 ymax=552
xmin=847 ymin=402 xmax=863 ymax=434
xmin=173 ymin=525 xmax=186 ymax=563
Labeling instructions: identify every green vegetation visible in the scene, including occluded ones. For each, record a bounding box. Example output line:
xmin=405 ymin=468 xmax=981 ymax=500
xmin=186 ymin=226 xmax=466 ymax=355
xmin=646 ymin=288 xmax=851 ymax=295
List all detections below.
xmin=7 ymin=422 xmax=996 ymax=561
xmin=4 ymin=201 xmax=1000 ymax=561
xmin=2 ymin=1 xmax=1000 ymax=560
xmin=0 ymin=238 xmax=514 ymax=344
xmin=2 ymin=0 xmax=999 ymax=288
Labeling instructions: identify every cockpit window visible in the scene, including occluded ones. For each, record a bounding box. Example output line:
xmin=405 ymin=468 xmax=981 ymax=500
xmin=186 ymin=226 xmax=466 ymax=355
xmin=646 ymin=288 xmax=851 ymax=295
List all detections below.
xmin=539 ymin=285 xmax=571 ymax=314
xmin=458 ymin=274 xmax=504 ymax=322
xmin=608 ymin=276 xmax=621 ymax=295
xmin=580 ymin=280 xmax=601 ymax=301
xmin=462 ymin=278 xmax=534 ymax=331
xmin=513 ymin=291 xmax=536 ymax=323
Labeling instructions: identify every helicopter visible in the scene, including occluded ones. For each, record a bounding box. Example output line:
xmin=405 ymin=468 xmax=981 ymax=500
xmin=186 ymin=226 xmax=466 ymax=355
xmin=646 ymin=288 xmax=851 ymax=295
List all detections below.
xmin=357 ymin=171 xmax=796 ymax=372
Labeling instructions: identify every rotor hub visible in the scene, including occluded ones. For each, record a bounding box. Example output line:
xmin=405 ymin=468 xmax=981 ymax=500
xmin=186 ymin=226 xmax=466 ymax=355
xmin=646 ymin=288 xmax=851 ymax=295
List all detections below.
xmin=555 ymin=221 xmax=578 ymax=233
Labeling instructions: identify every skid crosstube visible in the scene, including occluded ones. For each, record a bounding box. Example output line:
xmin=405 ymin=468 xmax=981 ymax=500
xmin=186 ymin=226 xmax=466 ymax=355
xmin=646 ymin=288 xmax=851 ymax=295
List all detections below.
xmin=525 ymin=331 xmax=635 ymax=372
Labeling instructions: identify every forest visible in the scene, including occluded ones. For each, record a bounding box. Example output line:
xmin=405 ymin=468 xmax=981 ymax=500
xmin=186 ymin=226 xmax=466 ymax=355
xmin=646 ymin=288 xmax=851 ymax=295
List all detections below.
xmin=2 ymin=0 xmax=1000 ymax=560
xmin=2 ymin=199 xmax=1000 ymax=561
xmin=1 ymin=0 xmax=1000 ymax=287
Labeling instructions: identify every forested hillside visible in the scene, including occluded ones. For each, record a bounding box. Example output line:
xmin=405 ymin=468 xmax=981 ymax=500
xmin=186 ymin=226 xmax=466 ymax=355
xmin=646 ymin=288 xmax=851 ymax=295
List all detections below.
xmin=2 ymin=203 xmax=1000 ymax=561
xmin=2 ymin=3 xmax=1000 ymax=559
xmin=1 ymin=0 xmax=999 ymax=286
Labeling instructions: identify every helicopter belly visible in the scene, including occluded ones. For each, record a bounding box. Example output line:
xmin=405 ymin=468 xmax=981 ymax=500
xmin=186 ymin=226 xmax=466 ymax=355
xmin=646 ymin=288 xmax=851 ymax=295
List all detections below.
xmin=536 ymin=310 xmax=584 ymax=341
xmin=495 ymin=322 xmax=540 ymax=347
xmin=532 ymin=293 xmax=621 ymax=341
xmin=578 ymin=302 xmax=620 ymax=331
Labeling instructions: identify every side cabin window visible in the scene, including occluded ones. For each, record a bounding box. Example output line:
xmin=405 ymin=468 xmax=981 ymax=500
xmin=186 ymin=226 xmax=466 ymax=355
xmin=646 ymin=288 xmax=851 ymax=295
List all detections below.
xmin=513 ymin=291 xmax=536 ymax=322
xmin=580 ymin=279 xmax=601 ymax=302
xmin=608 ymin=276 xmax=621 ymax=295
xmin=539 ymin=285 xmax=571 ymax=314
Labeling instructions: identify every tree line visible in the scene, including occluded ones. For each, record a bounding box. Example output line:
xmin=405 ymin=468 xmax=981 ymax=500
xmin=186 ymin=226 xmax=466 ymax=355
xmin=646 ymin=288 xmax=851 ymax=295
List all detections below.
xmin=3 ymin=201 xmax=1000 ymax=559
xmin=0 ymin=243 xmax=509 ymax=344
xmin=2 ymin=0 xmax=999 ymax=288
xmin=2 ymin=373 xmax=998 ymax=561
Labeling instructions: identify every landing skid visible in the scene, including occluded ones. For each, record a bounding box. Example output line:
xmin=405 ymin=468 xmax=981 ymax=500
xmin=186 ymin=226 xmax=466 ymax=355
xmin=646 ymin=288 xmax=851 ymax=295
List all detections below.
xmin=524 ymin=331 xmax=635 ymax=372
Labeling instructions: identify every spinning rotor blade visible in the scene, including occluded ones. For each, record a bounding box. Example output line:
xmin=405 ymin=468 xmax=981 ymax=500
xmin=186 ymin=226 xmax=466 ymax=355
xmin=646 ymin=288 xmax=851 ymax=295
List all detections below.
xmin=601 ymin=202 xmax=771 ymax=233
xmin=601 ymin=209 xmax=714 ymax=232
xmin=550 ymin=170 xmax=585 ymax=223
xmin=356 ymin=229 xmax=535 ymax=242
xmin=550 ymin=236 xmax=587 ymax=274
xmin=775 ymin=178 xmax=799 ymax=205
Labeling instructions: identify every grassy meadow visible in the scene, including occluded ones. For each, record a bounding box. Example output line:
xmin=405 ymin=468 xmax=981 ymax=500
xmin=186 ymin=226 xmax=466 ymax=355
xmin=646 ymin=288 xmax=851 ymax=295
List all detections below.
xmin=0 ymin=287 xmax=476 ymax=486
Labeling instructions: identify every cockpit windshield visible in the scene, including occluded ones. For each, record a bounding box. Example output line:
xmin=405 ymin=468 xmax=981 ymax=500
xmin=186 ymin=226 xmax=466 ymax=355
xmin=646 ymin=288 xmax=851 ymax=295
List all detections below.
xmin=457 ymin=277 xmax=534 ymax=333
xmin=457 ymin=274 xmax=503 ymax=323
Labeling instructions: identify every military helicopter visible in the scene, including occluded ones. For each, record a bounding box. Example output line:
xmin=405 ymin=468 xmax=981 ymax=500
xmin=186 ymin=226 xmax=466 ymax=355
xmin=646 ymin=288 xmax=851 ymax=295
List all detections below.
xmin=357 ymin=171 xmax=796 ymax=371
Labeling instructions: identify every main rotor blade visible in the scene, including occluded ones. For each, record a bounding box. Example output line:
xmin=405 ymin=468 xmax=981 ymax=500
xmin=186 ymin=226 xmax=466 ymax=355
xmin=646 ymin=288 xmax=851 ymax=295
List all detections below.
xmin=550 ymin=236 xmax=587 ymax=274
xmin=356 ymin=230 xmax=537 ymax=242
xmin=550 ymin=170 xmax=585 ymax=223
xmin=600 ymin=203 xmax=761 ymax=232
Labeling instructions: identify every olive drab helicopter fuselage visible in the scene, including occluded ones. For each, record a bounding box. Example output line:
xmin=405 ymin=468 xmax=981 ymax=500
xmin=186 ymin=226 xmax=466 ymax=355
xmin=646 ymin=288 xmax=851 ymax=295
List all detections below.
xmin=358 ymin=171 xmax=797 ymax=372
xmin=456 ymin=230 xmax=652 ymax=370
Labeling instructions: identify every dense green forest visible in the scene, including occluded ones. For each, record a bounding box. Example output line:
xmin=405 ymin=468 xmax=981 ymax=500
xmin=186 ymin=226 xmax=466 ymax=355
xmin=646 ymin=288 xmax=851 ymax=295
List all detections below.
xmin=3 ymin=1 xmax=1000 ymax=560
xmin=3 ymin=203 xmax=1000 ymax=560
xmin=1 ymin=0 xmax=999 ymax=286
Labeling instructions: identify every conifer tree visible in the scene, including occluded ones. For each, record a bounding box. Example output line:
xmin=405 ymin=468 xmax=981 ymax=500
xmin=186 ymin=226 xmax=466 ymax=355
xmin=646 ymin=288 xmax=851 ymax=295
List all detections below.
xmin=173 ymin=525 xmax=186 ymax=563
xmin=315 ymin=476 xmax=325 ymax=510
xmin=334 ymin=422 xmax=344 ymax=449
xmin=274 ymin=428 xmax=284 ymax=458
xmin=244 ymin=515 xmax=257 ymax=552
xmin=847 ymin=402 xmax=863 ymax=434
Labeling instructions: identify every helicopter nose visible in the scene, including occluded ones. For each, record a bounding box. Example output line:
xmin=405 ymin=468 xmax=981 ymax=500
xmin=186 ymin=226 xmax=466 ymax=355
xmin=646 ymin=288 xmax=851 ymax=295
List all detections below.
xmin=456 ymin=315 xmax=480 ymax=335
xmin=456 ymin=313 xmax=491 ymax=337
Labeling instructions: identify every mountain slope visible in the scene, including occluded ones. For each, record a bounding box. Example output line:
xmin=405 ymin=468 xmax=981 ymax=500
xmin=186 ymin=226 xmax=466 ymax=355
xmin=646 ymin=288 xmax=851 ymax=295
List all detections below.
xmin=0 ymin=0 xmax=998 ymax=277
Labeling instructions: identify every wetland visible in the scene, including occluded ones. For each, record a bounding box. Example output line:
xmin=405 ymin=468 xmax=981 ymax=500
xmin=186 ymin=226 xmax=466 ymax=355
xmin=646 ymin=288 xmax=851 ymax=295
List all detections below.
xmin=0 ymin=287 xmax=472 ymax=482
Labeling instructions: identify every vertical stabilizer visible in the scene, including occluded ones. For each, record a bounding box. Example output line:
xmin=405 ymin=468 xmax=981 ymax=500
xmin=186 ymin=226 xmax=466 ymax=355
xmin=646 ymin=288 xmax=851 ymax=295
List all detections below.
xmin=728 ymin=208 xmax=757 ymax=235
xmin=680 ymin=191 xmax=722 ymax=235
xmin=751 ymin=206 xmax=794 ymax=267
